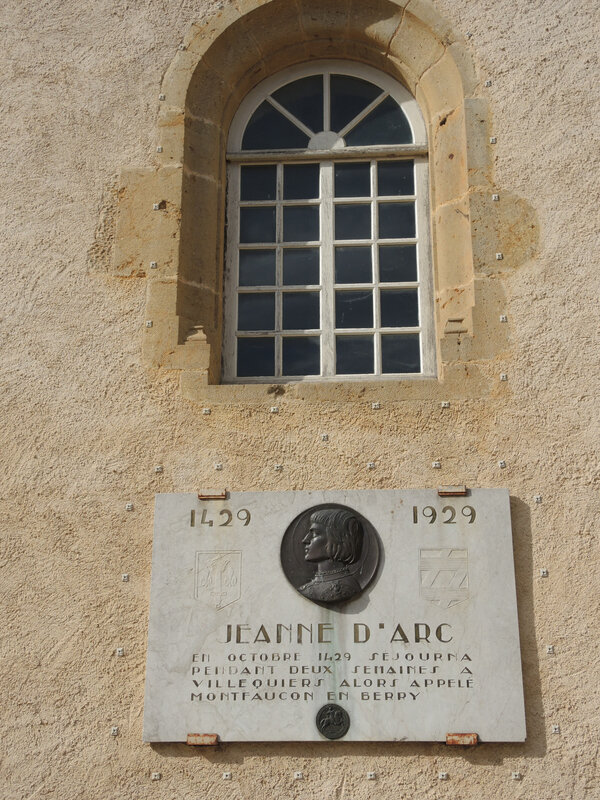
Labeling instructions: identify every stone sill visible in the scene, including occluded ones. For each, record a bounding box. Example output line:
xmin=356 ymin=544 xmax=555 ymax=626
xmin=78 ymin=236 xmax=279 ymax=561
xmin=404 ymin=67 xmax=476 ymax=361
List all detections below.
xmin=180 ymin=362 xmax=497 ymax=404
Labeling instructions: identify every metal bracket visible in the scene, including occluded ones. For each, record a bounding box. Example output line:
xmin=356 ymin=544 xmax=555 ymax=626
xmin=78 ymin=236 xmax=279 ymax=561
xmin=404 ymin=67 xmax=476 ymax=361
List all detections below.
xmin=437 ymin=485 xmax=468 ymax=497
xmin=198 ymin=490 xmax=228 ymax=500
xmin=187 ymin=733 xmax=219 ymax=746
xmin=446 ymin=732 xmax=478 ymax=746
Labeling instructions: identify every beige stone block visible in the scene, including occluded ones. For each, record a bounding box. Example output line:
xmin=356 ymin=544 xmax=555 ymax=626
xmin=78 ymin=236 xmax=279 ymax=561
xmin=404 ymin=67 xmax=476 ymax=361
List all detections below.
xmin=438 ymin=273 xmax=512 ymax=363
xmin=389 ymin=11 xmax=445 ymax=81
xmin=179 ymin=174 xmax=224 ymax=285
xmin=145 ymin=280 xmax=179 ymax=316
xmin=162 ymin=339 xmax=212 ymax=371
xmin=304 ymin=38 xmax=356 ymax=61
xmin=183 ymin=117 xmax=224 ymax=178
xmin=297 ymin=0 xmax=350 ymax=38
xmin=185 ymin=4 xmax=244 ymax=61
xmin=234 ymin=0 xmax=273 ymax=15
xmin=157 ymin=109 xmax=185 ymax=165
xmin=347 ymin=0 xmax=407 ymax=52
xmin=245 ymin=41 xmax=310 ymax=80
xmin=341 ymin=42 xmax=395 ymax=80
xmin=114 ymin=233 xmax=179 ymax=279
xmin=427 ymin=105 xmax=469 ymax=208
xmin=225 ymin=60 xmax=271 ymax=121
xmin=113 ymin=167 xmax=183 ymax=277
xmin=186 ymin=63 xmax=230 ymax=126
xmin=447 ymin=41 xmax=479 ymax=97
xmin=436 ymin=284 xmax=474 ymax=336
xmin=387 ymin=53 xmax=420 ymax=94
xmin=469 ymin=190 xmax=539 ymax=275
xmin=202 ymin=18 xmax=263 ymax=92
xmin=161 ymin=46 xmax=202 ymax=111
xmin=434 ymin=196 xmax=474 ymax=291
xmin=142 ymin=316 xmax=182 ymax=366
xmin=439 ymin=331 xmax=471 ymax=363
xmin=464 ymin=97 xmax=492 ymax=187
xmin=178 ymin=288 xmax=219 ymax=344
xmin=419 ymin=49 xmax=465 ymax=117
xmin=243 ymin=1 xmax=308 ymax=61
xmin=403 ymin=0 xmax=456 ymax=44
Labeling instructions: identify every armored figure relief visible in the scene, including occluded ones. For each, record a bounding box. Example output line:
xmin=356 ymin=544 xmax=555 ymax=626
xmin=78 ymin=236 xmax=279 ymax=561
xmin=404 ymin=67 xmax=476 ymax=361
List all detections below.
xmin=298 ymin=508 xmax=364 ymax=602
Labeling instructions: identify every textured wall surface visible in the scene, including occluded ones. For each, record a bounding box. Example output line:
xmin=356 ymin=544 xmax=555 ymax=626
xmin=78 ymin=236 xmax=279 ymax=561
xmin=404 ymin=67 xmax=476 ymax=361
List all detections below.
xmin=1 ymin=1 xmax=598 ymax=798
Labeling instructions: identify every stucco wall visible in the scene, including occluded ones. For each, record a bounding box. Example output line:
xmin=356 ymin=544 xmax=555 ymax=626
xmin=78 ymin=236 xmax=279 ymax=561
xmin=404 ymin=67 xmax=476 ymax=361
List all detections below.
xmin=2 ymin=1 xmax=599 ymax=798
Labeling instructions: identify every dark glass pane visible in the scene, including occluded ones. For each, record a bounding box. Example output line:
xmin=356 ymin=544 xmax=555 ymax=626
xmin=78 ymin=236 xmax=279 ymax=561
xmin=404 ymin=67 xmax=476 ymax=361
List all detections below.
xmin=283 ymin=205 xmax=319 ymax=242
xmin=282 ymin=336 xmax=321 ymax=376
xmin=282 ymin=292 xmax=320 ymax=330
xmin=272 ymin=75 xmax=324 ymax=133
xmin=377 ymin=160 xmax=414 ymax=196
xmin=240 ymin=164 xmax=277 ymax=200
xmin=335 ymin=204 xmax=371 ymax=240
xmin=242 ymin=101 xmax=310 ymax=150
xmin=283 ymin=248 xmax=320 ymax=285
xmin=381 ymin=334 xmax=421 ymax=373
xmin=379 ymin=245 xmax=417 ymax=282
xmin=380 ymin=289 xmax=419 ymax=327
xmin=335 ymin=247 xmax=372 ymax=284
xmin=284 ymin=164 xmax=319 ymax=200
xmin=330 ymin=75 xmax=383 ymax=133
xmin=345 ymin=96 xmax=412 ymax=146
xmin=336 ymin=335 xmax=374 ymax=374
xmin=238 ymin=293 xmax=275 ymax=331
xmin=335 ymin=290 xmax=373 ymax=328
xmin=334 ymin=162 xmax=370 ymax=198
xmin=237 ymin=337 xmax=275 ymax=377
xmin=379 ymin=202 xmax=415 ymax=239
xmin=239 ymin=249 xmax=276 ymax=286
xmin=239 ymin=206 xmax=276 ymax=243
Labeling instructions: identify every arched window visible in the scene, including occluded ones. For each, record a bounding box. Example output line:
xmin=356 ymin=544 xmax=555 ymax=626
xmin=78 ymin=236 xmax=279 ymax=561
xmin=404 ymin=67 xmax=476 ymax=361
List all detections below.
xmin=223 ymin=62 xmax=435 ymax=382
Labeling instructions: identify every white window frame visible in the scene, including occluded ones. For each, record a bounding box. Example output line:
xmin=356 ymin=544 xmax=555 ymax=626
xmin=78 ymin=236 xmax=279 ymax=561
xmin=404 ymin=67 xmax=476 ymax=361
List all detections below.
xmin=223 ymin=61 xmax=435 ymax=383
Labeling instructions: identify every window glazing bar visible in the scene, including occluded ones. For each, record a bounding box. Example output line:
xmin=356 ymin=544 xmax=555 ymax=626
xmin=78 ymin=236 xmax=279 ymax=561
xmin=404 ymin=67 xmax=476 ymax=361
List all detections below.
xmin=227 ymin=144 xmax=428 ymax=163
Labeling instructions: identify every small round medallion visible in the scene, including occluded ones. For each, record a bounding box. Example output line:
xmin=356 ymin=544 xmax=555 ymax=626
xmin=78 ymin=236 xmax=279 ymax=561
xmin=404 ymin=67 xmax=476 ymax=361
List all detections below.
xmin=316 ymin=704 xmax=351 ymax=740
xmin=280 ymin=503 xmax=381 ymax=605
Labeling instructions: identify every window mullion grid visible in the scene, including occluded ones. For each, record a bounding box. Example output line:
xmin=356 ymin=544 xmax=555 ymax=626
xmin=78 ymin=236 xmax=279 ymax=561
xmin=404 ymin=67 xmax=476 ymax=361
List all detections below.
xmin=408 ymin=158 xmax=423 ymax=375
xmin=225 ymin=65 xmax=434 ymax=383
xmin=227 ymin=145 xmax=428 ymax=163
xmin=275 ymin=162 xmax=284 ymax=378
xmin=321 ymin=161 xmax=335 ymax=377
xmin=337 ymin=92 xmax=388 ymax=139
xmin=372 ymin=159 xmax=382 ymax=376
xmin=415 ymin=155 xmax=434 ymax=376
xmin=224 ymin=163 xmax=241 ymax=382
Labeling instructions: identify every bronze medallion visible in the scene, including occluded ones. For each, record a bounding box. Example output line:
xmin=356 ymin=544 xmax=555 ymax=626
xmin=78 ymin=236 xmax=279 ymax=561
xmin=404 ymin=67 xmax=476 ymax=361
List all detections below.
xmin=280 ymin=504 xmax=381 ymax=604
xmin=316 ymin=704 xmax=351 ymax=740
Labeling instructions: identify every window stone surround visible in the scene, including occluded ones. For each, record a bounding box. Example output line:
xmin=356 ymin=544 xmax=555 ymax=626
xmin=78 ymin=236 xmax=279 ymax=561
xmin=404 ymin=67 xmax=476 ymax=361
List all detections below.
xmin=112 ymin=0 xmax=538 ymax=403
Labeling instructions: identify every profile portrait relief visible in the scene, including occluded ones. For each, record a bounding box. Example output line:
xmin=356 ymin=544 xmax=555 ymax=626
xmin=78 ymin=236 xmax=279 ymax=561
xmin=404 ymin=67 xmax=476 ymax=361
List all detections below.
xmin=280 ymin=503 xmax=380 ymax=605
xmin=300 ymin=509 xmax=363 ymax=602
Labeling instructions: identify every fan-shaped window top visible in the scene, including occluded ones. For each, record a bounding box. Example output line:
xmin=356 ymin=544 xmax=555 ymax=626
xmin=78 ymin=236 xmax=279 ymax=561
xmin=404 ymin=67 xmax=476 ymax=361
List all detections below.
xmin=241 ymin=73 xmax=413 ymax=151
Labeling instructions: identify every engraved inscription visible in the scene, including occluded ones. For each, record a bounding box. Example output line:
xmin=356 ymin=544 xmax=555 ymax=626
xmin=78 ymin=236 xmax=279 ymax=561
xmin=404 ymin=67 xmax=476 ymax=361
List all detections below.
xmin=419 ymin=549 xmax=469 ymax=609
xmin=195 ymin=551 xmax=241 ymax=609
xmin=144 ymin=490 xmax=526 ymax=743
xmin=191 ymin=507 xmax=252 ymax=528
xmin=412 ymin=505 xmax=476 ymax=524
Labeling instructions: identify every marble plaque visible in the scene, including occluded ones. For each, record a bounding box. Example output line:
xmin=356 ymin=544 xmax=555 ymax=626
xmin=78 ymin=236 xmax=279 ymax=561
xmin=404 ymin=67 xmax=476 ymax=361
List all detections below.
xmin=143 ymin=490 xmax=526 ymax=742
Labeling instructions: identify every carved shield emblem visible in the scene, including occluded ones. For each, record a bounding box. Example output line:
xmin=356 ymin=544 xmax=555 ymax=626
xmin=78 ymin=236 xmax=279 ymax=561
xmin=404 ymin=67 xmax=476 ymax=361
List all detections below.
xmin=195 ymin=551 xmax=241 ymax=610
xmin=419 ymin=548 xmax=469 ymax=609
